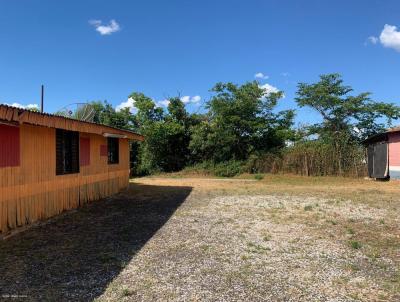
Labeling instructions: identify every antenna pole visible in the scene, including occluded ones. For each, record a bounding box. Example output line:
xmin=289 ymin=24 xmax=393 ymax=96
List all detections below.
xmin=41 ymin=85 xmax=44 ymax=113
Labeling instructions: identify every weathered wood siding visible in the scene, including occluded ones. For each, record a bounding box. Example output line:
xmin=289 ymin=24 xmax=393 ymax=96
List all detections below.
xmin=0 ymin=124 xmax=130 ymax=233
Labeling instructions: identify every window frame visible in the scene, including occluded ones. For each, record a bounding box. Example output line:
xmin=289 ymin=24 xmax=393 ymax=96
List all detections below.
xmin=56 ymin=129 xmax=80 ymax=175
xmin=107 ymin=137 xmax=119 ymax=165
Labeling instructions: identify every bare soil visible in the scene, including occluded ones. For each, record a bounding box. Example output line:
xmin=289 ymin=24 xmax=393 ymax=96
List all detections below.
xmin=0 ymin=175 xmax=399 ymax=301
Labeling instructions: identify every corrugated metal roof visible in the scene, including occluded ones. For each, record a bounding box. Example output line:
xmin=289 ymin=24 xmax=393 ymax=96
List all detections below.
xmin=0 ymin=104 xmax=144 ymax=141
xmin=362 ymin=126 xmax=400 ymax=145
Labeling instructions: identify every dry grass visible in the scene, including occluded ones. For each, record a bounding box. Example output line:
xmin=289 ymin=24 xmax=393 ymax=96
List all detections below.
xmin=1 ymin=175 xmax=399 ymax=301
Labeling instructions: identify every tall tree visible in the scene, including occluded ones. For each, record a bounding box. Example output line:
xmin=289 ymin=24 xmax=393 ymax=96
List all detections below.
xmin=295 ymin=73 xmax=400 ymax=174
xmin=295 ymin=73 xmax=400 ymax=141
xmin=190 ymin=81 xmax=294 ymax=162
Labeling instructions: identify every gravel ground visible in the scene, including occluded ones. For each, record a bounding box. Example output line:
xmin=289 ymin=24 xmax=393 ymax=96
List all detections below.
xmin=0 ymin=177 xmax=399 ymax=301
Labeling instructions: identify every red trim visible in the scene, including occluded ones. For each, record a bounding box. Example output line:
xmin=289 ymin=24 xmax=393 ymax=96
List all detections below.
xmin=0 ymin=124 xmax=20 ymax=168
xmin=80 ymin=137 xmax=90 ymax=166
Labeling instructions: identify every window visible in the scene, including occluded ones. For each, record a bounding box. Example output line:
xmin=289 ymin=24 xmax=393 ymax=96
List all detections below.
xmin=107 ymin=137 xmax=119 ymax=164
xmin=56 ymin=129 xmax=79 ymax=175
xmin=0 ymin=124 xmax=20 ymax=168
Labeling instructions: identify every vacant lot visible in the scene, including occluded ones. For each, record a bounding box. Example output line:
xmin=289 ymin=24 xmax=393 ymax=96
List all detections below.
xmin=1 ymin=175 xmax=399 ymax=301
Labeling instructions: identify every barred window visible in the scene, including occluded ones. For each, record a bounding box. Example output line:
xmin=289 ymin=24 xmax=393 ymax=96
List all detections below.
xmin=56 ymin=129 xmax=79 ymax=175
xmin=107 ymin=137 xmax=119 ymax=164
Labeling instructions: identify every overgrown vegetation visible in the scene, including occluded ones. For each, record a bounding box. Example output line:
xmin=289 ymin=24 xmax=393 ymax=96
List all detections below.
xmin=88 ymin=74 xmax=400 ymax=177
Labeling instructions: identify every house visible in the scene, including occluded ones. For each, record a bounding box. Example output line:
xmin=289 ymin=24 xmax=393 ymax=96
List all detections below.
xmin=0 ymin=105 xmax=143 ymax=234
xmin=364 ymin=127 xmax=400 ymax=179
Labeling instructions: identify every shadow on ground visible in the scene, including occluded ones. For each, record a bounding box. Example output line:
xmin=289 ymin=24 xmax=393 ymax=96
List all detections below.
xmin=0 ymin=183 xmax=192 ymax=301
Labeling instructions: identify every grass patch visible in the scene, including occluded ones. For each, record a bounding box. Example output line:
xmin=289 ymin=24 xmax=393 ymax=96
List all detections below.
xmin=304 ymin=205 xmax=313 ymax=211
xmin=349 ymin=240 xmax=362 ymax=250
xmin=263 ymin=234 xmax=272 ymax=241
xmin=254 ymin=174 xmax=264 ymax=180
xmin=247 ymin=242 xmax=270 ymax=254
xmin=120 ymin=287 xmax=133 ymax=297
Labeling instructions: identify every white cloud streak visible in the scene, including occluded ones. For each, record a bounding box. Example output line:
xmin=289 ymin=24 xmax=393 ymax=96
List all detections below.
xmin=116 ymin=95 xmax=202 ymax=112
xmin=116 ymin=97 xmax=137 ymax=114
xmin=254 ymin=72 xmax=269 ymax=80
xmin=180 ymin=95 xmax=201 ymax=104
xmin=259 ymin=83 xmax=279 ymax=95
xmin=157 ymin=99 xmax=170 ymax=107
xmin=379 ymin=24 xmax=400 ymax=52
xmin=367 ymin=36 xmax=378 ymax=44
xmin=3 ymin=102 xmax=39 ymax=110
xmin=89 ymin=19 xmax=121 ymax=35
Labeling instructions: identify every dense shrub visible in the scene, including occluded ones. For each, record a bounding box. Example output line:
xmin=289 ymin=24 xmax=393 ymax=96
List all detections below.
xmin=213 ymin=160 xmax=244 ymax=177
xmin=243 ymin=141 xmax=367 ymax=177
xmin=183 ymin=160 xmax=244 ymax=177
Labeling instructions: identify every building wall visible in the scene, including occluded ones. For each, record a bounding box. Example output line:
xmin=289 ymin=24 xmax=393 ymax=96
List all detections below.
xmin=388 ymin=132 xmax=400 ymax=179
xmin=0 ymin=123 xmax=130 ymax=233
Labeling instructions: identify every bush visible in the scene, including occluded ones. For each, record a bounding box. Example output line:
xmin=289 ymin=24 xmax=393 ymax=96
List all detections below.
xmin=182 ymin=160 xmax=244 ymax=177
xmin=242 ymin=141 xmax=367 ymax=177
xmin=254 ymin=174 xmax=264 ymax=180
xmin=213 ymin=160 xmax=244 ymax=177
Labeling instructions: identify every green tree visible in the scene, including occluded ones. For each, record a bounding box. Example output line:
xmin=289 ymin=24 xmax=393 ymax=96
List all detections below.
xmin=129 ymin=92 xmax=164 ymax=127
xmin=133 ymin=96 xmax=200 ymax=174
xmin=90 ymin=101 xmax=137 ymax=131
xmin=295 ymin=73 xmax=400 ymax=141
xmin=295 ymin=73 xmax=400 ymax=175
xmin=189 ymin=81 xmax=294 ymax=163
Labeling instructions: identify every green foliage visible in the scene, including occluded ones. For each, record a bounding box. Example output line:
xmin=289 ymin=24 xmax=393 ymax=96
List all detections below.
xmin=90 ymin=101 xmax=137 ymax=131
xmin=189 ymin=81 xmax=295 ymax=163
xmin=213 ymin=160 xmax=244 ymax=177
xmin=296 ymin=73 xmax=400 ymax=142
xmin=83 ymin=74 xmax=399 ymax=178
xmin=254 ymin=174 xmax=264 ymax=180
xmin=304 ymin=205 xmax=313 ymax=211
xmin=133 ymin=96 xmax=202 ymax=174
xmin=183 ymin=160 xmax=244 ymax=177
xmin=349 ymin=240 xmax=362 ymax=250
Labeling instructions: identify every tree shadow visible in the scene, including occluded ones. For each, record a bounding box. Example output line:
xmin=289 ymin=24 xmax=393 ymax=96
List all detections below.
xmin=0 ymin=183 xmax=192 ymax=301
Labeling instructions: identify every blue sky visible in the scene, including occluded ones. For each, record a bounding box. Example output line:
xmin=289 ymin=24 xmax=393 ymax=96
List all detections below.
xmin=1 ymin=0 xmax=400 ymax=125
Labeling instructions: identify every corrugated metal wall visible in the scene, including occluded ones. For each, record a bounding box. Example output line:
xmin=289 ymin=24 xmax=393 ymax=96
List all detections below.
xmin=0 ymin=124 xmax=130 ymax=233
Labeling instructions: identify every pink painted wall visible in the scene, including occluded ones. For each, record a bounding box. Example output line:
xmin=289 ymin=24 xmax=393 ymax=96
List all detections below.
xmin=389 ymin=132 xmax=400 ymax=166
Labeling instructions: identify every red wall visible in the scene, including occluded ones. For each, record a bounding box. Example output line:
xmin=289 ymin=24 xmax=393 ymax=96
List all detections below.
xmin=0 ymin=124 xmax=20 ymax=168
xmin=389 ymin=132 xmax=400 ymax=166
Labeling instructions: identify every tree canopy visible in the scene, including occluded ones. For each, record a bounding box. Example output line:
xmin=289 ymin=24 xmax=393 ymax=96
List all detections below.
xmin=295 ymin=73 xmax=400 ymax=142
xmin=81 ymin=74 xmax=400 ymax=176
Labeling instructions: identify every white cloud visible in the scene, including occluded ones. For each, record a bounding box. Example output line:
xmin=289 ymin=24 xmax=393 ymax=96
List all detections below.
xmin=280 ymin=72 xmax=290 ymax=77
xmin=116 ymin=97 xmax=137 ymax=114
xmin=157 ymin=99 xmax=170 ymax=107
xmin=259 ymin=83 xmax=279 ymax=95
xmin=89 ymin=19 xmax=120 ymax=35
xmin=254 ymin=72 xmax=269 ymax=80
xmin=367 ymin=36 xmax=378 ymax=44
xmin=379 ymin=24 xmax=400 ymax=51
xmin=3 ymin=102 xmax=39 ymax=110
xmin=180 ymin=95 xmax=201 ymax=104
